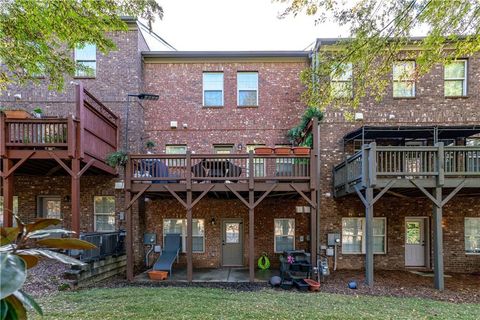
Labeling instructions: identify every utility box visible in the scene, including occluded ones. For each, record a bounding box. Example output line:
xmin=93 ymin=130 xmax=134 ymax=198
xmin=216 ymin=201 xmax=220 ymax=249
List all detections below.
xmin=326 ymin=247 xmax=335 ymax=256
xmin=143 ymin=233 xmax=156 ymax=245
xmin=327 ymin=233 xmax=341 ymax=246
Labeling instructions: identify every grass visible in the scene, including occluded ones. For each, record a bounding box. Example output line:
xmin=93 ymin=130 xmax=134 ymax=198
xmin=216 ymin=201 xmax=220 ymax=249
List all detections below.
xmin=33 ymin=287 xmax=480 ymax=320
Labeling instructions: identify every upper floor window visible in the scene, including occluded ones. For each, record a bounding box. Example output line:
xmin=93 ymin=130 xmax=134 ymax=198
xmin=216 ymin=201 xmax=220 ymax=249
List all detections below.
xmin=465 ymin=218 xmax=480 ymax=254
xmin=203 ymin=72 xmax=224 ymax=106
xmin=75 ymin=44 xmax=96 ymax=77
xmin=393 ymin=61 xmax=415 ymax=98
xmin=214 ymin=144 xmax=234 ymax=154
xmin=331 ymin=63 xmax=353 ymax=98
xmin=445 ymin=60 xmax=467 ymax=97
xmin=237 ymin=72 xmax=258 ymax=106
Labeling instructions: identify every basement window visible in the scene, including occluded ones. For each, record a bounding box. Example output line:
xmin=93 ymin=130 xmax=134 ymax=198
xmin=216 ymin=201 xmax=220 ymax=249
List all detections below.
xmin=341 ymin=217 xmax=386 ymax=254
xmin=465 ymin=218 xmax=480 ymax=254
xmin=274 ymin=219 xmax=295 ymax=253
xmin=163 ymin=219 xmax=205 ymax=253
xmin=94 ymin=196 xmax=115 ymax=232
xmin=0 ymin=196 xmax=19 ymax=227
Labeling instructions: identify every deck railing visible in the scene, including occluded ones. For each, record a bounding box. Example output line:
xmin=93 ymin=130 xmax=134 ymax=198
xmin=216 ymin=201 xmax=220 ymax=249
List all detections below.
xmin=334 ymin=143 xmax=480 ymax=195
xmin=128 ymin=153 xmax=311 ymax=184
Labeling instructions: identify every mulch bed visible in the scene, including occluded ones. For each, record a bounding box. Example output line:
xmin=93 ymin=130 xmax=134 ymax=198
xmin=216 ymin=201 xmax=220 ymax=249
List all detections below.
xmin=23 ymin=259 xmax=76 ymax=298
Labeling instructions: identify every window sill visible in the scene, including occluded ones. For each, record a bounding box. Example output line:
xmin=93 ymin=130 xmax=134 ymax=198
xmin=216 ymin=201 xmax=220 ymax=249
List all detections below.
xmin=202 ymin=105 xmax=224 ymax=108
xmin=465 ymin=252 xmax=480 ymax=255
xmin=445 ymin=95 xmax=469 ymax=99
xmin=393 ymin=96 xmax=416 ymax=100
xmin=74 ymin=76 xmax=96 ymax=79
xmin=341 ymin=252 xmax=387 ymax=255
xmin=237 ymin=105 xmax=259 ymax=108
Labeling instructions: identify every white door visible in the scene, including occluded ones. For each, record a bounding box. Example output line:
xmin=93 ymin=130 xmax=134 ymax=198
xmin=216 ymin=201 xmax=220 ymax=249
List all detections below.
xmin=405 ymin=218 xmax=426 ymax=267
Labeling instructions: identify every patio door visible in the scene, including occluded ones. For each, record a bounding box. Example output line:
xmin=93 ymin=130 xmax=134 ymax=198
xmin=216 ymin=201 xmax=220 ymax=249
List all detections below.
xmin=405 ymin=218 xmax=427 ymax=267
xmin=222 ymin=219 xmax=243 ymax=266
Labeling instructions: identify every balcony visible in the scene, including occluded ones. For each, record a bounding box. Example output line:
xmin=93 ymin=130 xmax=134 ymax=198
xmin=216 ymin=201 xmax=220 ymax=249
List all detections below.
xmin=126 ymin=153 xmax=314 ymax=193
xmin=334 ymin=143 xmax=480 ymax=197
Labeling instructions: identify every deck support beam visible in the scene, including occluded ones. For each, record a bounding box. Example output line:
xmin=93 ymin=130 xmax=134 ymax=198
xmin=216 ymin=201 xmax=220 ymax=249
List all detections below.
xmin=2 ymin=159 xmax=14 ymax=227
xmin=432 ymin=187 xmax=444 ymax=291
xmin=71 ymin=158 xmax=81 ymax=236
xmin=186 ymin=151 xmax=193 ymax=282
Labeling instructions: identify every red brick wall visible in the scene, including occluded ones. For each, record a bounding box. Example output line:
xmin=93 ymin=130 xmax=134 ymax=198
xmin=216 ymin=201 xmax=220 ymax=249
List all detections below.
xmin=318 ymin=53 xmax=480 ymax=272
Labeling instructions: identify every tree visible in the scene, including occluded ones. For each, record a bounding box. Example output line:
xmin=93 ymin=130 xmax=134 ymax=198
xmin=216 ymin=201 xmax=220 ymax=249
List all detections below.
xmin=0 ymin=217 xmax=96 ymax=318
xmin=276 ymin=0 xmax=480 ymax=119
xmin=0 ymin=0 xmax=163 ymax=91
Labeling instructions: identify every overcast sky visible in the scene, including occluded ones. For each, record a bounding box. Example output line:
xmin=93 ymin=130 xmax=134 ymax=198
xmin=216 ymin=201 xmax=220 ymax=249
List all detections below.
xmin=145 ymin=0 xmax=349 ymax=51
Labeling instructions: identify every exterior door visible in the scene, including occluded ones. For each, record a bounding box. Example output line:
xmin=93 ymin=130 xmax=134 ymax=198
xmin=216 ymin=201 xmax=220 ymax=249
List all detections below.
xmin=405 ymin=218 xmax=426 ymax=267
xmin=222 ymin=219 xmax=243 ymax=266
xmin=38 ymin=196 xmax=62 ymax=233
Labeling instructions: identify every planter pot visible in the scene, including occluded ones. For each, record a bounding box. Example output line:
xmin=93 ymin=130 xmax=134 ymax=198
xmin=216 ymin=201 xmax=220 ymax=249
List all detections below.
xmin=274 ymin=147 xmax=291 ymax=155
xmin=303 ymin=278 xmax=320 ymax=292
xmin=292 ymin=147 xmax=311 ymax=155
xmin=254 ymin=147 xmax=273 ymax=155
xmin=147 ymin=270 xmax=168 ymax=280
xmin=3 ymin=110 xmax=30 ymax=119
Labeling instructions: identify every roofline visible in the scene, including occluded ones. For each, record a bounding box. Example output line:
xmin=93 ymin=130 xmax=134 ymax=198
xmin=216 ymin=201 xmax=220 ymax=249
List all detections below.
xmin=142 ymin=51 xmax=309 ymax=59
xmin=136 ymin=20 xmax=177 ymax=51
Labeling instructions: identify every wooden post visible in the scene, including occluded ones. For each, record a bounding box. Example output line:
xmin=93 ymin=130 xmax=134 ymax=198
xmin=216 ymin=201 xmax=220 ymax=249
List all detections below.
xmin=186 ymin=151 xmax=193 ymax=282
xmin=248 ymin=150 xmax=255 ymax=282
xmin=71 ymin=158 xmax=81 ymax=237
xmin=125 ymin=157 xmax=134 ymax=281
xmin=433 ymin=187 xmax=444 ymax=290
xmin=365 ymin=187 xmax=374 ymax=286
xmin=2 ymin=159 xmax=14 ymax=227
xmin=436 ymin=142 xmax=445 ymax=186
xmin=310 ymin=117 xmax=320 ymax=267
xmin=0 ymin=113 xmax=5 ymax=158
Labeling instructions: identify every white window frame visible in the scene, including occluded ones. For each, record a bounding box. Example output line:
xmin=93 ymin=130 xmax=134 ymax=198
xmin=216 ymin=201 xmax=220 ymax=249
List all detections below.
xmin=203 ymin=72 xmax=224 ymax=107
xmin=393 ymin=61 xmax=416 ymax=98
xmin=274 ymin=218 xmax=295 ymax=253
xmin=341 ymin=217 xmax=387 ymax=254
xmin=74 ymin=43 xmax=97 ymax=77
xmin=246 ymin=145 xmax=266 ymax=177
xmin=444 ymin=60 xmax=467 ymax=97
xmin=93 ymin=196 xmax=116 ymax=232
xmin=163 ymin=219 xmax=205 ymax=253
xmin=331 ymin=62 xmax=353 ymax=98
xmin=0 ymin=196 xmax=19 ymax=227
xmin=166 ymin=144 xmax=187 ymax=167
xmin=465 ymin=217 xmax=480 ymax=255
xmin=237 ymin=72 xmax=259 ymax=106
xmin=213 ymin=144 xmax=234 ymax=154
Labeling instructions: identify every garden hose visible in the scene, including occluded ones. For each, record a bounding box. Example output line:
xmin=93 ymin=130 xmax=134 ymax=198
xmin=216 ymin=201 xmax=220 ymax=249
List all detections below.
xmin=257 ymin=252 xmax=270 ymax=270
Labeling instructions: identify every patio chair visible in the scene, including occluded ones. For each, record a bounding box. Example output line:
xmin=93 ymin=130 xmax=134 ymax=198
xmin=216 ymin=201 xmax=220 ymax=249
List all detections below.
xmin=153 ymin=233 xmax=182 ymax=275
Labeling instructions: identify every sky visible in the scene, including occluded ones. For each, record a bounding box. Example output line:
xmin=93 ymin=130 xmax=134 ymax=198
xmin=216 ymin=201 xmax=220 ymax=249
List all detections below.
xmin=144 ymin=0 xmax=349 ymax=51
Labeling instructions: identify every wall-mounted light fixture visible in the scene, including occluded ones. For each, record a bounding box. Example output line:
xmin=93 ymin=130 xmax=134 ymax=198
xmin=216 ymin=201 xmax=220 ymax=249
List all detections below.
xmin=210 ymin=218 xmax=216 ymax=226
xmin=237 ymin=143 xmax=243 ymax=151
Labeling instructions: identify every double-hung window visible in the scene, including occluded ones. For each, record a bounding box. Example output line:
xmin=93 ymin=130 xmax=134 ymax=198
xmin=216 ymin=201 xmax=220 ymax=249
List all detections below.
xmin=274 ymin=219 xmax=295 ymax=253
xmin=166 ymin=144 xmax=187 ymax=167
xmin=0 ymin=196 xmax=19 ymax=227
xmin=393 ymin=61 xmax=415 ymax=98
xmin=94 ymin=196 xmax=115 ymax=232
xmin=163 ymin=219 xmax=205 ymax=253
xmin=331 ymin=63 xmax=353 ymax=98
xmin=74 ymin=44 xmax=96 ymax=77
xmin=444 ymin=60 xmax=467 ymax=97
xmin=246 ymin=145 xmax=266 ymax=177
xmin=237 ymin=72 xmax=258 ymax=106
xmin=203 ymin=72 xmax=224 ymax=106
xmin=465 ymin=218 xmax=480 ymax=254
xmin=342 ymin=217 xmax=386 ymax=254
xmin=214 ymin=145 xmax=233 ymax=154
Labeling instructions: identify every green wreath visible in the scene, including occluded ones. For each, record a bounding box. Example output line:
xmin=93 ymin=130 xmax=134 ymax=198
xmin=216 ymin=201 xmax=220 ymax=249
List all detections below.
xmin=257 ymin=252 xmax=270 ymax=270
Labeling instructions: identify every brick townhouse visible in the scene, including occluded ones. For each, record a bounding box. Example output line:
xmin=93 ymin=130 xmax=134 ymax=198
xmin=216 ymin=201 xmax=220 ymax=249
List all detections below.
xmin=1 ymin=21 xmax=479 ymax=290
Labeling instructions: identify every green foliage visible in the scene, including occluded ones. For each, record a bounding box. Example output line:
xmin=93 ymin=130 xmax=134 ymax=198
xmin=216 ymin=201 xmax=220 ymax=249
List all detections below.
xmin=32 ymin=108 xmax=43 ymax=114
xmin=287 ymin=106 xmax=323 ymax=147
xmin=106 ymin=150 xmax=128 ymax=168
xmin=0 ymin=0 xmax=164 ymax=91
xmin=277 ymin=0 xmax=480 ymax=118
xmin=145 ymin=140 xmax=156 ymax=149
xmin=0 ymin=216 xmax=96 ymax=319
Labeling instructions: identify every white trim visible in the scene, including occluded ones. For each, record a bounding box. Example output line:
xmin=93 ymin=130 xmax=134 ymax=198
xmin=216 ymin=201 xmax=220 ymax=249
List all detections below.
xmin=341 ymin=217 xmax=387 ymax=255
xmin=274 ymin=218 xmax=295 ymax=253
xmin=74 ymin=43 xmax=97 ymax=77
xmin=237 ymin=72 xmax=259 ymax=106
xmin=393 ymin=60 xmax=416 ymax=98
xmin=93 ymin=196 xmax=116 ymax=232
xmin=444 ymin=59 xmax=468 ymax=97
xmin=163 ymin=218 xmax=205 ymax=253
xmin=465 ymin=217 xmax=480 ymax=254
xmin=202 ymin=72 xmax=224 ymax=107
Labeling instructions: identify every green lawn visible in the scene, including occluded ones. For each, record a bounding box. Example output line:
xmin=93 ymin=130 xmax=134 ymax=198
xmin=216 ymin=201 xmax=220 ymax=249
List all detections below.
xmin=33 ymin=287 xmax=480 ymax=320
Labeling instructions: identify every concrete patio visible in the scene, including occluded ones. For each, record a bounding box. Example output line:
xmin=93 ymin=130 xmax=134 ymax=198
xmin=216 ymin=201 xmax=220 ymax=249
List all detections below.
xmin=134 ymin=268 xmax=280 ymax=283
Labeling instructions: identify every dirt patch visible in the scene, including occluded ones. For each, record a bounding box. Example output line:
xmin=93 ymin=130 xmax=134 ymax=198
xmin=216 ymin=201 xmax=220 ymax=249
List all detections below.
xmin=318 ymin=270 xmax=480 ymax=303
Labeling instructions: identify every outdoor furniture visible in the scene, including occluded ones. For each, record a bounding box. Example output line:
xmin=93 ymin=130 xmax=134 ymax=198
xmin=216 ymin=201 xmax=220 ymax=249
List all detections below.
xmin=152 ymin=233 xmax=181 ymax=275
xmin=192 ymin=159 xmax=242 ymax=181
xmin=279 ymin=250 xmax=312 ymax=281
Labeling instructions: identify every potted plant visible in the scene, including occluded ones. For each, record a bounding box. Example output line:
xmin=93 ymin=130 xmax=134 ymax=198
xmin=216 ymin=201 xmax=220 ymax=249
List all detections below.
xmin=145 ymin=140 xmax=156 ymax=153
xmin=32 ymin=107 xmax=43 ymax=118
xmin=1 ymin=108 xmax=30 ymax=119
xmin=254 ymin=146 xmax=273 ymax=155
xmin=274 ymin=146 xmax=291 ymax=155
xmin=287 ymin=106 xmax=323 ymax=149
xmin=106 ymin=150 xmax=128 ymax=168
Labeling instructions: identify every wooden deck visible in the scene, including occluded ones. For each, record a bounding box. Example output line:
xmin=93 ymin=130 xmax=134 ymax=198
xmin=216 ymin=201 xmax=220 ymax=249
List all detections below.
xmin=333 ymin=143 xmax=480 ymax=197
